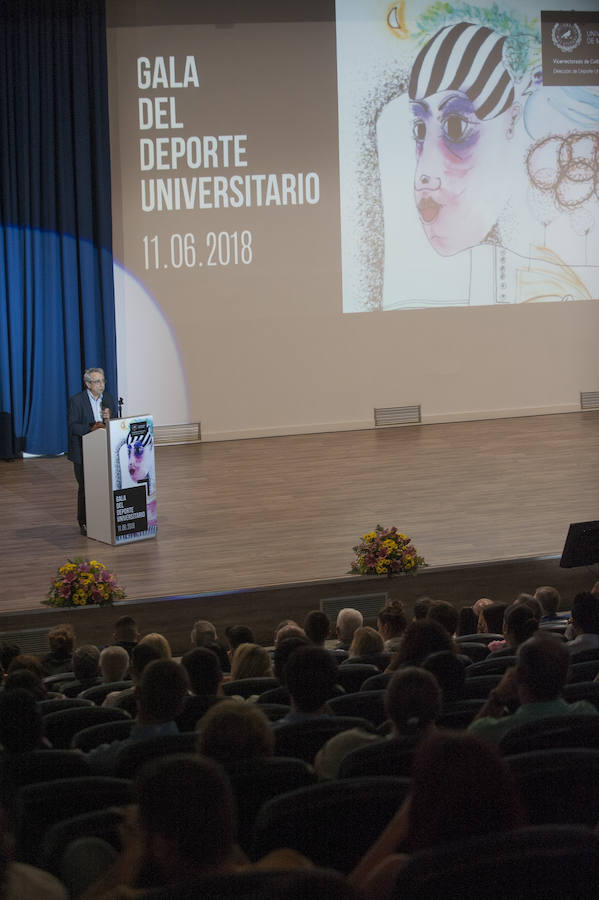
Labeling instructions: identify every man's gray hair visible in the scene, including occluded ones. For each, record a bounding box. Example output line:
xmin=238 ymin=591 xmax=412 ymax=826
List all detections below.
xmin=190 ymin=619 xmax=217 ymax=646
xmin=83 ymin=367 xmax=105 ymax=384
xmin=336 ymin=607 xmax=363 ymax=641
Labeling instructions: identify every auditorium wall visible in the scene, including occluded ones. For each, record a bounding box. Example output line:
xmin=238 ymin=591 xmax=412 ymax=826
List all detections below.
xmin=106 ymin=0 xmax=599 ymax=440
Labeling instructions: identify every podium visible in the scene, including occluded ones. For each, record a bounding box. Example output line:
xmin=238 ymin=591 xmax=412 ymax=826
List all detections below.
xmin=83 ymin=414 xmax=157 ymax=545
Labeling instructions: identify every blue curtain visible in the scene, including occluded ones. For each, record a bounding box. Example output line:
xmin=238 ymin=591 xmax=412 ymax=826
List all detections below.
xmin=0 ymin=0 xmax=116 ymax=455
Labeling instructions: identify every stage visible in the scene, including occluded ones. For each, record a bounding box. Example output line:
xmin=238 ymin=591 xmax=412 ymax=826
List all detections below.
xmin=1 ymin=412 xmax=598 ymax=653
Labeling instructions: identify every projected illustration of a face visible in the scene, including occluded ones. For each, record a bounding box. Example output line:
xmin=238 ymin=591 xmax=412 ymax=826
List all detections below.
xmin=410 ymin=91 xmax=515 ymax=256
xmin=408 ymin=22 xmax=518 ymax=257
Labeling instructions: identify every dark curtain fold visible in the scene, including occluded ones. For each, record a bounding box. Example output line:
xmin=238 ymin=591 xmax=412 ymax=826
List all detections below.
xmin=0 ymin=0 xmax=116 ymax=455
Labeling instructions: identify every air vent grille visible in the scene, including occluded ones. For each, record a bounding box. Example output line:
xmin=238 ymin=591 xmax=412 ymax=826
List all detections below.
xmin=580 ymin=392 xmax=599 ymax=411
xmin=321 ymin=593 xmax=389 ymax=622
xmin=0 ymin=628 xmax=50 ymax=656
xmin=155 ymin=422 xmax=201 ymax=445
xmin=374 ymin=405 xmax=421 ymax=426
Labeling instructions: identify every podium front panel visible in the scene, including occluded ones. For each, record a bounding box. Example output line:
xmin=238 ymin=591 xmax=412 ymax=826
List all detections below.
xmin=108 ymin=416 xmax=157 ymax=543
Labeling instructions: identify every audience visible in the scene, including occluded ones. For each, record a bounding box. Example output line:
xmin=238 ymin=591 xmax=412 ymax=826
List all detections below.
xmin=567 ymin=591 xmax=599 ymax=654
xmin=4 ymin=583 xmax=599 ymax=893
xmin=469 ymin=632 xmax=598 ymax=744
xmin=41 ymin=625 xmax=75 ymax=676
xmin=377 ymin=601 xmax=407 ymax=651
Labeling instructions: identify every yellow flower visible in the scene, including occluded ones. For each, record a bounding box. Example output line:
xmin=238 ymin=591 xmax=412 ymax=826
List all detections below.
xmin=363 ymin=532 xmax=377 ymax=542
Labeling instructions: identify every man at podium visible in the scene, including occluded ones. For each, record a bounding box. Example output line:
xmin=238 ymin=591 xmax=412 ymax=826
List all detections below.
xmin=67 ymin=367 xmax=118 ymax=535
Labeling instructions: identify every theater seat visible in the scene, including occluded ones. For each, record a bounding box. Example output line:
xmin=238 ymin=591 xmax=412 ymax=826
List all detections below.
xmin=273 ymin=716 xmax=373 ymax=763
xmin=251 ymin=776 xmax=411 ymax=873
xmin=43 ymin=706 xmax=131 ymax=749
xmin=391 ymin=825 xmax=599 ymax=899
xmin=498 ymin=714 xmax=599 ymax=755
xmin=506 ymin=747 xmax=599 ymax=826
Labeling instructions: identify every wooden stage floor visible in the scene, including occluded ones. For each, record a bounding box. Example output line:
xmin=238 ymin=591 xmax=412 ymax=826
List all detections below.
xmin=1 ymin=411 xmax=598 ymax=618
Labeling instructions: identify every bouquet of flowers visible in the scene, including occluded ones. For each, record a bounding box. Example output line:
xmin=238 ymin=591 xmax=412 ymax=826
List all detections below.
xmin=349 ymin=525 xmax=426 ymax=577
xmin=43 ymin=558 xmax=126 ymax=608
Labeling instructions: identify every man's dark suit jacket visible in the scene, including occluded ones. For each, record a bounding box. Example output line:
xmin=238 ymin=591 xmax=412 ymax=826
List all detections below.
xmin=67 ymin=389 xmax=117 ymax=464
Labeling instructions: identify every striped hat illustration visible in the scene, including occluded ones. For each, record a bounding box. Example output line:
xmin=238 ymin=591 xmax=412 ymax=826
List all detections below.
xmin=409 ymin=22 xmax=515 ymax=121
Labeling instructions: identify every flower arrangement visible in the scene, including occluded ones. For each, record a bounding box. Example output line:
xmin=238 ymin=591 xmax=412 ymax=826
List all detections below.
xmin=349 ymin=525 xmax=426 ymax=577
xmin=43 ymin=558 xmax=126 ymax=608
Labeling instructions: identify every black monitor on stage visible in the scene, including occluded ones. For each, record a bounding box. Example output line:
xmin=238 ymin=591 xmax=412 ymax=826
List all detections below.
xmin=560 ymin=521 xmax=599 ymax=568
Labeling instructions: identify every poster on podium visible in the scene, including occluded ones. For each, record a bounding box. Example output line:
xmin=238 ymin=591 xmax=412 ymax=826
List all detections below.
xmin=108 ymin=415 xmax=157 ymax=543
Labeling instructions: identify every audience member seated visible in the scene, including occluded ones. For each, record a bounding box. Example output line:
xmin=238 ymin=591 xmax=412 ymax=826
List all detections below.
xmin=0 ymin=805 xmax=68 ymax=899
xmin=377 ymin=601 xmax=407 ymax=652
xmin=427 ymin=601 xmax=458 ymax=638
xmin=98 ymin=646 xmax=130 ymax=685
xmin=386 ymin=620 xmax=455 ymax=672
xmin=41 ymin=625 xmax=75 ymax=677
xmin=197 ymin=700 xmax=274 ymax=765
xmin=139 ymin=632 xmax=172 ymax=659
xmin=59 ymin=645 xmax=102 ymax=697
xmin=469 ymin=632 xmax=598 ymax=744
xmin=488 ymin=604 xmax=538 ymax=657
xmin=317 ymin=667 xmax=440 ymax=779
xmin=3 ymin=669 xmax=47 ymax=702
xmin=303 ymin=610 xmax=331 ymax=648
xmin=230 ymin=644 xmax=273 ymax=681
xmin=274 ymin=623 xmax=306 ymax=645
xmin=80 ymin=754 xmax=309 ymax=899
xmin=86 ymin=659 xmax=189 ymax=773
xmin=349 ymin=731 xmax=524 ymax=900
xmin=225 ymin=624 xmax=255 ymax=657
xmin=422 ymin=650 xmax=466 ymax=704
xmin=273 ymin=646 xmax=338 ymax=726
xmin=535 ymin=585 xmax=568 ymax=622
xmin=477 ymin=602 xmax=507 ymax=641
xmin=109 ymin=615 xmax=139 ymax=656
xmin=6 ymin=654 xmax=44 ymax=682
xmin=456 ymin=606 xmax=478 ymax=637
xmin=567 ymin=592 xmax=599 ymax=655
xmin=176 ymin=647 xmax=224 ymax=731
xmin=334 ymin=608 xmax=363 ymax=650
xmin=190 ymin=619 xmax=229 ymax=672
xmin=412 ymin=596 xmax=434 ymax=621
xmin=0 ymin=645 xmax=21 ymax=675
xmin=258 ymin=636 xmax=309 ymax=705
xmin=342 ymin=626 xmax=389 ymax=671
xmin=102 ymin=643 xmax=161 ymax=711
xmin=0 ymin=688 xmax=47 ymax=755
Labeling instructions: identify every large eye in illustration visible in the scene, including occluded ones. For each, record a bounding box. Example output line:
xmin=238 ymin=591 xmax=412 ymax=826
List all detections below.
xmin=442 ymin=115 xmax=470 ymax=143
xmin=412 ymin=119 xmax=426 ymax=142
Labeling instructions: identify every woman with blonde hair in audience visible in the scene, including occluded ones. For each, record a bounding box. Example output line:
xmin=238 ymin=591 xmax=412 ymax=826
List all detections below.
xmin=341 ymin=626 xmax=389 ymax=671
xmin=230 ymin=643 xmax=273 ymax=680
xmin=138 ymin=632 xmax=172 ymax=659
xmin=350 ymin=730 xmax=524 ymax=899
